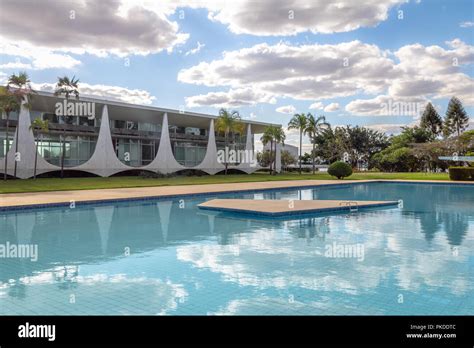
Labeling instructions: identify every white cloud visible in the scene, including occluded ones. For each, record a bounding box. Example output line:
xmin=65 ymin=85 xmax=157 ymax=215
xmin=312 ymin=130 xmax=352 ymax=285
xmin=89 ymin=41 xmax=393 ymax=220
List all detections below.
xmin=460 ymin=21 xmax=474 ymax=28
xmin=34 ymin=82 xmax=156 ymax=105
xmin=178 ymin=41 xmax=395 ymax=105
xmin=276 ymin=105 xmax=296 ymax=114
xmin=0 ymin=0 xmax=188 ymax=59
xmin=0 ymin=0 xmax=406 ymax=68
xmin=324 ymin=102 xmax=340 ymax=112
xmin=0 ymin=41 xmax=82 ymax=70
xmin=393 ymin=39 xmax=474 ymax=77
xmin=0 ymin=61 xmax=33 ymax=70
xmin=183 ymin=0 xmax=407 ymax=36
xmin=185 ymin=87 xmax=276 ymax=108
xmin=309 ymin=102 xmax=324 ymax=110
xmin=346 ymin=39 xmax=474 ymax=114
xmin=185 ymin=41 xmax=205 ymax=56
xmin=345 ymin=95 xmax=428 ymax=116
xmin=180 ymin=38 xmax=474 ymax=109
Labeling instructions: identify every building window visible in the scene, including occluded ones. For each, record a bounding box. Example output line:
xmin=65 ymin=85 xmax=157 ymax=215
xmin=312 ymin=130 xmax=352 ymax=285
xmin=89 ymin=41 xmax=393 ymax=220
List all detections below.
xmin=174 ymin=142 xmax=207 ymax=167
xmin=115 ymin=138 xmax=157 ymax=167
xmin=38 ymin=135 xmax=97 ymax=167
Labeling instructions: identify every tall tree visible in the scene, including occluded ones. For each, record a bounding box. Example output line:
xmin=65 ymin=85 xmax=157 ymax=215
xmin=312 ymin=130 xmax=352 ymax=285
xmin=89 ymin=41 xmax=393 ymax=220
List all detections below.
xmin=29 ymin=118 xmax=49 ymax=179
xmin=0 ymin=86 xmax=20 ymax=180
xmin=7 ymin=72 xmax=35 ymax=178
xmin=54 ymin=76 xmax=80 ymax=179
xmin=305 ymin=114 xmax=329 ymax=174
xmin=215 ymin=108 xmax=242 ymax=175
xmin=443 ymin=97 xmax=469 ymax=137
xmin=54 ymin=76 xmax=80 ymax=100
xmin=288 ymin=112 xmax=308 ymax=174
xmin=420 ymin=102 xmax=443 ymax=136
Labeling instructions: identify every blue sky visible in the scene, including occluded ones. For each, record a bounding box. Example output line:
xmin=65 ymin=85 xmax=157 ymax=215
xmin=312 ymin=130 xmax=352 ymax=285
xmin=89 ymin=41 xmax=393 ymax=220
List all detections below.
xmin=0 ymin=0 xmax=473 ymax=148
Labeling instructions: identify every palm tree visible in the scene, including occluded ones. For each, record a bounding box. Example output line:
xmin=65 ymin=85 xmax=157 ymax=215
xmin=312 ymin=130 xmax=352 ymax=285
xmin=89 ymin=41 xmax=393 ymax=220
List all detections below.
xmin=215 ymin=108 xmax=242 ymax=174
xmin=0 ymin=86 xmax=21 ymax=180
xmin=261 ymin=126 xmax=276 ymax=174
xmin=305 ymin=114 xmax=329 ymax=174
xmin=29 ymin=118 xmax=49 ymax=179
xmin=288 ymin=113 xmax=308 ymax=174
xmin=54 ymin=76 xmax=80 ymax=99
xmin=54 ymin=76 xmax=80 ymax=179
xmin=260 ymin=125 xmax=286 ymax=175
xmin=7 ymin=72 xmax=35 ymax=178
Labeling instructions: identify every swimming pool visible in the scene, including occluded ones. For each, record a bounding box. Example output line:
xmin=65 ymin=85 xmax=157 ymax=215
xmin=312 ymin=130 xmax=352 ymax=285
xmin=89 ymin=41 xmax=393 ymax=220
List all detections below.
xmin=0 ymin=182 xmax=473 ymax=315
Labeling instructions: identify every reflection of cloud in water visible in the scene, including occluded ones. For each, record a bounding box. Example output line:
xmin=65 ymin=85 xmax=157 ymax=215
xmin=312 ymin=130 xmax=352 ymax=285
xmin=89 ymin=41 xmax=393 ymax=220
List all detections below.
xmin=178 ymin=210 xmax=472 ymax=296
xmin=0 ymin=270 xmax=187 ymax=315
xmin=211 ymin=296 xmax=385 ymax=315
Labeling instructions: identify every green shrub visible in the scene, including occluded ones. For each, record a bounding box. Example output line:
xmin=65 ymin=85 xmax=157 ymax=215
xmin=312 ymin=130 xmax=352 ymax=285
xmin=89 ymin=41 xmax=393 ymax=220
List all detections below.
xmin=328 ymin=161 xmax=353 ymax=179
xmin=448 ymin=166 xmax=474 ymax=181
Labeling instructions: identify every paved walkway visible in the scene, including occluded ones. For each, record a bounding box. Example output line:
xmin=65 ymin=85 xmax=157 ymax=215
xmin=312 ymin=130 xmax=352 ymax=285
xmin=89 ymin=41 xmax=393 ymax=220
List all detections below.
xmin=0 ymin=179 xmax=472 ymax=209
xmin=198 ymin=198 xmax=398 ymax=216
xmin=0 ymin=180 xmax=365 ymax=208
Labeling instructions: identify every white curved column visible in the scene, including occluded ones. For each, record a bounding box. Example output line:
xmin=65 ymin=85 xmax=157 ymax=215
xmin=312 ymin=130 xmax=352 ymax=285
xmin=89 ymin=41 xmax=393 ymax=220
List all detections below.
xmin=235 ymin=123 xmax=259 ymax=174
xmin=0 ymin=102 xmax=59 ymax=178
xmin=74 ymin=105 xmax=132 ymax=177
xmin=142 ymin=113 xmax=184 ymax=174
xmin=193 ymin=119 xmax=224 ymax=175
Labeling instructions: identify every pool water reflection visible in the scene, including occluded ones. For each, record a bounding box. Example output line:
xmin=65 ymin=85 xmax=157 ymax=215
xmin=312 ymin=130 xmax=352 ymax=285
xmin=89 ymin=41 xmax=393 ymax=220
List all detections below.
xmin=0 ymin=182 xmax=473 ymax=315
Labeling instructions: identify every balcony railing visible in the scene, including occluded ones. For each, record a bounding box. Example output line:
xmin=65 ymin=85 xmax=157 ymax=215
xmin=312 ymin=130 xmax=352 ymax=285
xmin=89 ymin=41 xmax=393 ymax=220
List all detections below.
xmin=0 ymin=120 xmax=244 ymax=144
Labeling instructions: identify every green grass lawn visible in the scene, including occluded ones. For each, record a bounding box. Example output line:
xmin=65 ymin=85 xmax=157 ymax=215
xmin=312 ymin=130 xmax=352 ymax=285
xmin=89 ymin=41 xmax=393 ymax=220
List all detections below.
xmin=0 ymin=171 xmax=451 ymax=194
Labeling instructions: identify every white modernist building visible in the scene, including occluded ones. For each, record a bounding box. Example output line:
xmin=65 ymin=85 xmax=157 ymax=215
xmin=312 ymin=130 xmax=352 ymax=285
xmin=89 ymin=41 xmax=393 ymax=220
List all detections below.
xmin=0 ymin=92 xmax=279 ymax=179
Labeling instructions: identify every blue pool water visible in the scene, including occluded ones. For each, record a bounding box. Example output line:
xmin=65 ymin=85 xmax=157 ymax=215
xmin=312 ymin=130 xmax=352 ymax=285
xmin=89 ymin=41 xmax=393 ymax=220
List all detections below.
xmin=0 ymin=182 xmax=473 ymax=315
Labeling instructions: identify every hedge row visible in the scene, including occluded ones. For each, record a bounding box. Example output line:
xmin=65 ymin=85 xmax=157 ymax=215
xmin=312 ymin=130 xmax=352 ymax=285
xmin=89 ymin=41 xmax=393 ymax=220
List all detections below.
xmin=448 ymin=167 xmax=474 ymax=181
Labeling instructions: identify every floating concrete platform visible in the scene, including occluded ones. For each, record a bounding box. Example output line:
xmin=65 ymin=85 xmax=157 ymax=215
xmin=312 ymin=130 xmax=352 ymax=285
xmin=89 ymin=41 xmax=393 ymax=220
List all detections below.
xmin=198 ymin=199 xmax=399 ymax=217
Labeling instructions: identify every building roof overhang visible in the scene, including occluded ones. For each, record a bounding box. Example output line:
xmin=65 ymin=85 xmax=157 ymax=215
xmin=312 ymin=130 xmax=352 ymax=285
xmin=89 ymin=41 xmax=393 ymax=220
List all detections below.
xmin=31 ymin=91 xmax=274 ymax=133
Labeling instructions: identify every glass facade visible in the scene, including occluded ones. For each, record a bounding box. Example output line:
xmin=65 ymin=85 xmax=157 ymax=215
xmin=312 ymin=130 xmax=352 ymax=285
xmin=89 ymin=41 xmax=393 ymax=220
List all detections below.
xmin=0 ymin=134 xmax=13 ymax=158
xmin=42 ymin=113 xmax=96 ymax=127
xmin=174 ymin=143 xmax=207 ymax=167
xmin=111 ymin=120 xmax=161 ymax=133
xmin=1 ymin=107 xmax=252 ymax=171
xmin=115 ymin=138 xmax=158 ymax=167
xmin=0 ymin=110 xmax=18 ymax=158
xmin=37 ymin=135 xmax=97 ymax=167
xmin=216 ymin=134 xmax=247 ymax=165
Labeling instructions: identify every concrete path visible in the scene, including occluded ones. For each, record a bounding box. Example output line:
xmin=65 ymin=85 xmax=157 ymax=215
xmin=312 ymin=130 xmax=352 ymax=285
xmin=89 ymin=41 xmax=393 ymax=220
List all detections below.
xmin=0 ymin=180 xmax=366 ymax=209
xmin=198 ymin=198 xmax=398 ymax=216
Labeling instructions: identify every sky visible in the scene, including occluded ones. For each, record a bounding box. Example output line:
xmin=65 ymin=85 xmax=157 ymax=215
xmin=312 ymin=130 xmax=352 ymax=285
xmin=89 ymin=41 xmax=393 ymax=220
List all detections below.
xmin=0 ymin=0 xmax=473 ymax=150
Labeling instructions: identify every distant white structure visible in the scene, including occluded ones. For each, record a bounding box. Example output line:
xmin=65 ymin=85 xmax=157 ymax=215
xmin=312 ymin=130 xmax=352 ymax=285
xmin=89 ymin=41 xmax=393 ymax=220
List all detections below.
xmin=264 ymin=143 xmax=298 ymax=161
